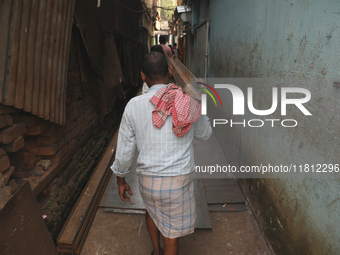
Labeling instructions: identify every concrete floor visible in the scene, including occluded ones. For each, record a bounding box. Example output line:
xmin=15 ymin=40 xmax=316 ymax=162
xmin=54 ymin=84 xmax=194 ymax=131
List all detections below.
xmin=81 ymin=208 xmax=273 ymax=255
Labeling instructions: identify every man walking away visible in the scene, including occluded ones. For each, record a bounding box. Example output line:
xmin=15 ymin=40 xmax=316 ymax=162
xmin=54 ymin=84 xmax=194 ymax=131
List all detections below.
xmin=111 ymin=52 xmax=212 ymax=255
xmin=159 ymin=35 xmax=173 ymax=57
xmin=142 ymin=45 xmax=165 ymax=95
xmin=172 ymin=43 xmax=179 ymax=57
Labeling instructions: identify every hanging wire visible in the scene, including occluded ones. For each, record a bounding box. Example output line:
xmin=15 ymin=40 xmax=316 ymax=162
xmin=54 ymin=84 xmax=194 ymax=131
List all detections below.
xmin=144 ymin=3 xmax=177 ymax=10
xmin=115 ymin=0 xmax=147 ymax=13
xmin=113 ymin=0 xmax=178 ymax=14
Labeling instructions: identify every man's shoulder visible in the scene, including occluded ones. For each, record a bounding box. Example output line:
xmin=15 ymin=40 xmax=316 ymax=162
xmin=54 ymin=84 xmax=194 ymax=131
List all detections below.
xmin=133 ymin=93 xmax=152 ymax=102
xmin=125 ymin=93 xmax=152 ymax=110
xmin=125 ymin=84 xmax=166 ymax=110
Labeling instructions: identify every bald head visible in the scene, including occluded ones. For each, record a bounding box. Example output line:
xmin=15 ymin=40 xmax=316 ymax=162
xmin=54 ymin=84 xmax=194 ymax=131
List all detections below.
xmin=141 ymin=52 xmax=169 ymax=80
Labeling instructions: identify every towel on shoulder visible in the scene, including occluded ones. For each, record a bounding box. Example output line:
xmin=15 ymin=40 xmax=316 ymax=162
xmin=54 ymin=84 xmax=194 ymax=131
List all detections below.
xmin=149 ymin=83 xmax=201 ymax=137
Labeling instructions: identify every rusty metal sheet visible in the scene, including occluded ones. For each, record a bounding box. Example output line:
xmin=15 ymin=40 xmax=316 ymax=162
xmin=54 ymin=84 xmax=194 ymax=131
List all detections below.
xmin=54 ymin=0 xmax=68 ymax=124
xmin=35 ymin=0 xmax=48 ymax=117
xmin=2 ymin=0 xmax=22 ymax=105
xmin=24 ymin=0 xmax=39 ymax=113
xmin=0 ymin=0 xmax=11 ymax=99
xmin=121 ymin=38 xmax=141 ymax=87
xmin=0 ymin=182 xmax=58 ymax=255
xmin=0 ymin=0 xmax=76 ymax=125
xmin=74 ymin=0 xmax=106 ymax=72
xmin=75 ymin=0 xmax=124 ymax=122
xmin=97 ymin=34 xmax=124 ymax=122
xmin=44 ymin=0 xmax=59 ymax=121
xmin=59 ymin=0 xmax=75 ymax=125
xmin=34 ymin=0 xmax=51 ymax=116
xmin=95 ymin=0 xmax=143 ymax=88
xmin=166 ymin=55 xmax=201 ymax=101
xmin=14 ymin=0 xmax=31 ymax=110
xmin=37 ymin=0 xmax=52 ymax=118
xmin=49 ymin=0 xmax=66 ymax=123
xmin=97 ymin=0 xmax=143 ymax=42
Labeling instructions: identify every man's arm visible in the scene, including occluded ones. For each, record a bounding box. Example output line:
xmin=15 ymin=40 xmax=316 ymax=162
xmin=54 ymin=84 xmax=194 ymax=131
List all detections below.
xmin=110 ymin=103 xmax=136 ymax=201
xmin=117 ymin=176 xmax=133 ymax=202
xmin=194 ymin=115 xmax=212 ymax=141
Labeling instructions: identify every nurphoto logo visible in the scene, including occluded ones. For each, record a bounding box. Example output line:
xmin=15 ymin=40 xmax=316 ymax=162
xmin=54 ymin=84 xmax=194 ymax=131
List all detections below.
xmin=197 ymin=80 xmax=312 ymax=128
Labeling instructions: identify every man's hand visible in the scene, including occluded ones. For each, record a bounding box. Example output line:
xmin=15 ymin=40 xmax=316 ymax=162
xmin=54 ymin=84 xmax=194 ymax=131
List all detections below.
xmin=117 ymin=176 xmax=133 ymax=202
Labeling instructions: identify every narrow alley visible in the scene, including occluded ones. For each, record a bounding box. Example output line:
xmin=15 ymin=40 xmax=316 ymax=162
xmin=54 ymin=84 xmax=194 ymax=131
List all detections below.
xmin=0 ymin=1 xmax=339 ymax=255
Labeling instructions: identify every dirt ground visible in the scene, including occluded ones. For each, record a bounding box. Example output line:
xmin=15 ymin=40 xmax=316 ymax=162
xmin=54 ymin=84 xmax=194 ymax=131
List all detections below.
xmin=81 ymin=208 xmax=274 ymax=255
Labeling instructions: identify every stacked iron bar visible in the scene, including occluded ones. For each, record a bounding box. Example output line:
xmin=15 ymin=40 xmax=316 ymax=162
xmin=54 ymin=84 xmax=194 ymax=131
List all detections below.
xmin=56 ymin=130 xmax=119 ymax=255
xmin=165 ymin=55 xmax=201 ymax=101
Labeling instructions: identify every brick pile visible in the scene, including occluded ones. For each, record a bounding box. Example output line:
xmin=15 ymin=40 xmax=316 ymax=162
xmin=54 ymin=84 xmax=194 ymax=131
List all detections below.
xmin=0 ymin=106 xmax=23 ymax=194
xmin=0 ymin=170 xmax=12 ymax=210
xmin=0 ymin=106 xmax=26 ymax=153
xmin=0 ymin=149 xmax=14 ymax=185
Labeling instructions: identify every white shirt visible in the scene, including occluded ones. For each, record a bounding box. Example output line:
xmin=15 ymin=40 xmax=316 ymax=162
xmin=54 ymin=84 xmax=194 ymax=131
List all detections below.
xmin=111 ymin=84 xmax=212 ymax=177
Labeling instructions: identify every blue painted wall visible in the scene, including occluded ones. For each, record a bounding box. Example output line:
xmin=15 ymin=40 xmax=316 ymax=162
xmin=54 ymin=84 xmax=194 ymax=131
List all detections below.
xmin=194 ymin=0 xmax=340 ymax=254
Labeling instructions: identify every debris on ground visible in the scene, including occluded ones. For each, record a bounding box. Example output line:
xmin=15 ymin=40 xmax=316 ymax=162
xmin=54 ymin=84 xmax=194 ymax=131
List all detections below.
xmin=29 ymin=169 xmax=44 ymax=176
xmin=36 ymin=160 xmax=52 ymax=170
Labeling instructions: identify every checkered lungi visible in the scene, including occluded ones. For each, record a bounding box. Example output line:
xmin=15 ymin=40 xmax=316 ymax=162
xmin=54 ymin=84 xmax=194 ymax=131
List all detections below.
xmin=138 ymin=173 xmax=196 ymax=239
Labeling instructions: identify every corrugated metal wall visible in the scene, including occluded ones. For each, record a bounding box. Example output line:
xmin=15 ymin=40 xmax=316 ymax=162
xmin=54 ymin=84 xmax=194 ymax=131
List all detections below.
xmin=97 ymin=0 xmax=143 ymax=42
xmin=0 ymin=0 xmax=76 ymax=125
xmin=74 ymin=0 xmax=125 ymax=123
